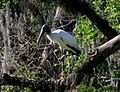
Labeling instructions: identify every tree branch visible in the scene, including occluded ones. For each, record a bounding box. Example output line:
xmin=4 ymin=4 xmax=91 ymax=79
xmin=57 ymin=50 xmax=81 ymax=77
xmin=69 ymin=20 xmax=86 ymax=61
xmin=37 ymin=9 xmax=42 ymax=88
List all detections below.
xmin=58 ymin=0 xmax=119 ymax=39
xmin=57 ymin=19 xmax=77 ymax=31
xmin=1 ymin=35 xmax=120 ymax=92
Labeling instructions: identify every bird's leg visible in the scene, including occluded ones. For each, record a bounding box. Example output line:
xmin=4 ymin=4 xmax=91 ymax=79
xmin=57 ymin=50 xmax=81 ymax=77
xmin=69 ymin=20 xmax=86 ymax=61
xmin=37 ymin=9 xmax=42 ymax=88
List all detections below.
xmin=48 ymin=40 xmax=53 ymax=45
xmin=48 ymin=41 xmax=57 ymax=48
xmin=59 ymin=49 xmax=67 ymax=78
xmin=59 ymin=51 xmax=71 ymax=78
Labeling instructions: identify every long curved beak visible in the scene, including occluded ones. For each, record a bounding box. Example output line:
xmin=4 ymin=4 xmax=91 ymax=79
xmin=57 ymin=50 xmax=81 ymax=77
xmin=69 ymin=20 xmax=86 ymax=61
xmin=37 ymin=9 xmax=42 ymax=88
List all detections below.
xmin=37 ymin=28 xmax=45 ymax=45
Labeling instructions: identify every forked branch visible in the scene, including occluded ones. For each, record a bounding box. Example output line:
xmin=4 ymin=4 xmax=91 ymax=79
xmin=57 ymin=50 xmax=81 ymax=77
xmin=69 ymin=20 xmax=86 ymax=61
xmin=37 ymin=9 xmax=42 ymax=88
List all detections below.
xmin=1 ymin=35 xmax=120 ymax=92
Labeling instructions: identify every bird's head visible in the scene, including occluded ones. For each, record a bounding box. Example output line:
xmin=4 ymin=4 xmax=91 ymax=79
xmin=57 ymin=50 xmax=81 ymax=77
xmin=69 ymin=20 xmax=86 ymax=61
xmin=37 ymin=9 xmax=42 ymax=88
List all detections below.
xmin=37 ymin=24 xmax=50 ymax=45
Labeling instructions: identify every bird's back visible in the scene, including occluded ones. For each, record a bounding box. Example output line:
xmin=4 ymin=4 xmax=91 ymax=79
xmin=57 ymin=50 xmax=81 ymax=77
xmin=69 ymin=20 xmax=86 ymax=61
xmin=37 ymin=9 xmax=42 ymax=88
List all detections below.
xmin=47 ymin=29 xmax=81 ymax=55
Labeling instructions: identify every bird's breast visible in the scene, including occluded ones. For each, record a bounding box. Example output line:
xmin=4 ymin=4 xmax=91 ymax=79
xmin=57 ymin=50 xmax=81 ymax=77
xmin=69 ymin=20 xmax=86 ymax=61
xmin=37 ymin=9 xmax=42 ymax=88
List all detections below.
xmin=46 ymin=34 xmax=59 ymax=44
xmin=46 ymin=34 xmax=66 ymax=47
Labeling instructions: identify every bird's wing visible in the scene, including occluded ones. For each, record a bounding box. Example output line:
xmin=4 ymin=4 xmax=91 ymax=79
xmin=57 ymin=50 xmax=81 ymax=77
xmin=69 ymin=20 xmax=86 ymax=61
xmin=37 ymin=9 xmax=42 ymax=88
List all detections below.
xmin=60 ymin=31 xmax=77 ymax=44
xmin=59 ymin=30 xmax=81 ymax=55
xmin=59 ymin=30 xmax=80 ymax=50
xmin=51 ymin=29 xmax=81 ymax=55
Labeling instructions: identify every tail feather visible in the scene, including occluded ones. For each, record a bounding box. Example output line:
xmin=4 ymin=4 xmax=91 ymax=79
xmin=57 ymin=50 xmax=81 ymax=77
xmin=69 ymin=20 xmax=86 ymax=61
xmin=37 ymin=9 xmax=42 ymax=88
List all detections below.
xmin=66 ymin=44 xmax=81 ymax=56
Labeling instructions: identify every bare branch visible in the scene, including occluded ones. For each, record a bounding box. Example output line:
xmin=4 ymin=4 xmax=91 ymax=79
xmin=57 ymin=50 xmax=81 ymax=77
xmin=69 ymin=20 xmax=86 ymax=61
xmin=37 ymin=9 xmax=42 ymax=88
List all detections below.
xmin=1 ymin=35 xmax=120 ymax=92
xmin=58 ymin=0 xmax=119 ymax=39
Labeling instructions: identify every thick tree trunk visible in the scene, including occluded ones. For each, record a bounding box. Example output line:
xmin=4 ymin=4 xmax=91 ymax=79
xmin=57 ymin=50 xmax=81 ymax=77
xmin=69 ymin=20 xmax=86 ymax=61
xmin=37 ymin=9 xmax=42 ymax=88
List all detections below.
xmin=0 ymin=5 xmax=11 ymax=74
xmin=58 ymin=0 xmax=119 ymax=39
xmin=0 ymin=0 xmax=119 ymax=91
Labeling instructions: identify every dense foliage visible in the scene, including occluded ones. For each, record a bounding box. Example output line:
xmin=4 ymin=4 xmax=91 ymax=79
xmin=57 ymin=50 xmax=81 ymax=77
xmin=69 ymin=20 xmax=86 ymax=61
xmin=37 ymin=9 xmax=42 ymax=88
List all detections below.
xmin=0 ymin=0 xmax=119 ymax=91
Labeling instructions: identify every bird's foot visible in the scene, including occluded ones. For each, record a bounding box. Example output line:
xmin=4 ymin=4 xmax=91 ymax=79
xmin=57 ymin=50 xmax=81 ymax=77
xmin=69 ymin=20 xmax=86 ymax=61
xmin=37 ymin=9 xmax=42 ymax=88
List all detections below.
xmin=58 ymin=55 xmax=66 ymax=61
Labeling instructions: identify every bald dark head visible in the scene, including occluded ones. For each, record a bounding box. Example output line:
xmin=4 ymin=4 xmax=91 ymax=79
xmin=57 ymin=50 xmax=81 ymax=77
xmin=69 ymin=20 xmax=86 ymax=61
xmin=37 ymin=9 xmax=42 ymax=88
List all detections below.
xmin=37 ymin=24 xmax=50 ymax=45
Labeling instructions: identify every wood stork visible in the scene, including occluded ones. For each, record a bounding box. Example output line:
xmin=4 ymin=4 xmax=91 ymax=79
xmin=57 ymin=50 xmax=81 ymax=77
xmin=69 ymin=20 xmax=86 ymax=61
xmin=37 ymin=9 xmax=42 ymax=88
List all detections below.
xmin=37 ymin=24 xmax=81 ymax=56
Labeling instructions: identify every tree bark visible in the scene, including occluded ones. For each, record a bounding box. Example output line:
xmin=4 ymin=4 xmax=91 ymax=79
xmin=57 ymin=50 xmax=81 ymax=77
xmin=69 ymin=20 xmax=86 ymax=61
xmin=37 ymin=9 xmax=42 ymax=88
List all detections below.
xmin=58 ymin=0 xmax=119 ymax=39
xmin=0 ymin=3 xmax=12 ymax=74
xmin=1 ymin=35 xmax=120 ymax=92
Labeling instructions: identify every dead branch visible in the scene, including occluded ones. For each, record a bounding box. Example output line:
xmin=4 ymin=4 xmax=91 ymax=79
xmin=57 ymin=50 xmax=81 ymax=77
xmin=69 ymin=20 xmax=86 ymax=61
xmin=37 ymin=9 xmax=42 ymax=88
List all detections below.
xmin=1 ymin=35 xmax=120 ymax=92
xmin=57 ymin=19 xmax=77 ymax=32
xmin=58 ymin=0 xmax=119 ymax=39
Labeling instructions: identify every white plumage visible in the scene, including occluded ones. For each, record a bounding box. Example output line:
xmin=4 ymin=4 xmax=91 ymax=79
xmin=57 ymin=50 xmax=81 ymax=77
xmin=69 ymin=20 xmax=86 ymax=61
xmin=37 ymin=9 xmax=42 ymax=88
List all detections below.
xmin=37 ymin=24 xmax=81 ymax=56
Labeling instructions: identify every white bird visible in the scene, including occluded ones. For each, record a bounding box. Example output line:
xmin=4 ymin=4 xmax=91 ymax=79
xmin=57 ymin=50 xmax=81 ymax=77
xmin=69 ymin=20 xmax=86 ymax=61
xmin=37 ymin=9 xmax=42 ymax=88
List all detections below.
xmin=37 ymin=24 xmax=81 ymax=56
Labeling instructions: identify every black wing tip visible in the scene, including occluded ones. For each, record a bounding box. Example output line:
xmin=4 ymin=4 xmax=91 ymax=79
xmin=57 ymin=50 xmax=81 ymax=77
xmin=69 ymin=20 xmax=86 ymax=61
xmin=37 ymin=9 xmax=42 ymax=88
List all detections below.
xmin=75 ymin=50 xmax=81 ymax=56
xmin=67 ymin=50 xmax=81 ymax=56
xmin=66 ymin=44 xmax=81 ymax=56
